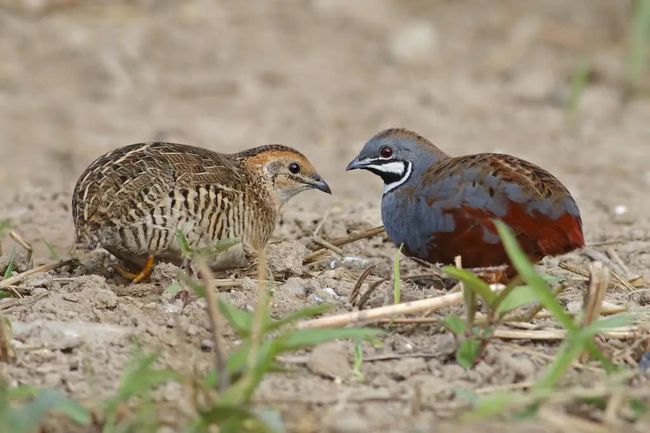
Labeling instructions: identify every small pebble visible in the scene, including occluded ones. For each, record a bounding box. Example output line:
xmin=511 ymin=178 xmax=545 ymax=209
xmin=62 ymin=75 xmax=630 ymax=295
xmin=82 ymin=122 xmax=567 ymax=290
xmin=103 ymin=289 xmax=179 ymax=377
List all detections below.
xmin=200 ymin=339 xmax=214 ymax=352
xmin=639 ymin=352 xmax=650 ymax=372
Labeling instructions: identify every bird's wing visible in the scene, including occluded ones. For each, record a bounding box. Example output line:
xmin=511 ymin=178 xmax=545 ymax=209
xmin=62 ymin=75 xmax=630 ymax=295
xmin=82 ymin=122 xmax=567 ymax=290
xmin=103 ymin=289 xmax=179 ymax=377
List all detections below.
xmin=72 ymin=142 xmax=244 ymax=237
xmin=387 ymin=153 xmax=583 ymax=266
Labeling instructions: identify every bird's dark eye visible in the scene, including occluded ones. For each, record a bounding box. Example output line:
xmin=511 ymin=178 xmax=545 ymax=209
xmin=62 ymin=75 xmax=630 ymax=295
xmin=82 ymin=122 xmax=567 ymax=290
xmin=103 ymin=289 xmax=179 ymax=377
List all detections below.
xmin=288 ymin=162 xmax=301 ymax=174
xmin=379 ymin=146 xmax=393 ymax=158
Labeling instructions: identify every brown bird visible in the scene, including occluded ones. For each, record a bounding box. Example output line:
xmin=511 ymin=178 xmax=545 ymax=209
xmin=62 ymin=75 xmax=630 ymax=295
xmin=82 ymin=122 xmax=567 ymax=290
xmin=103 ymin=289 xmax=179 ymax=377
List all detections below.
xmin=72 ymin=142 xmax=330 ymax=281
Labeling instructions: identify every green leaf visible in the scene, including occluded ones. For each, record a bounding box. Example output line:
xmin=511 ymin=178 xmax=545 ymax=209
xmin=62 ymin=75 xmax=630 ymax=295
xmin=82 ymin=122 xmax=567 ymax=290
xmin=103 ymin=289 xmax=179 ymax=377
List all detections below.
xmin=443 ymin=314 xmax=466 ymax=336
xmin=0 ymin=219 xmax=11 ymax=237
xmin=43 ymin=240 xmax=59 ymax=260
xmin=442 ymin=266 xmax=496 ymax=304
xmin=5 ymin=389 xmax=91 ymax=433
xmin=3 ymin=247 xmax=16 ymax=280
xmin=456 ymin=338 xmax=481 ymax=369
xmin=202 ymin=238 xmax=240 ymax=255
xmin=494 ymin=221 xmax=575 ymax=331
xmin=496 ymin=285 xmax=539 ymax=314
xmin=582 ymin=314 xmax=634 ymax=335
xmin=218 ymin=298 xmax=253 ymax=336
xmin=175 ymin=230 xmax=193 ymax=256
xmin=164 ymin=282 xmax=183 ymax=296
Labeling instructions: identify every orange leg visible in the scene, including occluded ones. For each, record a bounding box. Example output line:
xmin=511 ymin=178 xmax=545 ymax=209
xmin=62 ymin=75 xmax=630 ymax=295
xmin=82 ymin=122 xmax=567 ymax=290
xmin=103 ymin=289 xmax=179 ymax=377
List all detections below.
xmin=117 ymin=255 xmax=155 ymax=283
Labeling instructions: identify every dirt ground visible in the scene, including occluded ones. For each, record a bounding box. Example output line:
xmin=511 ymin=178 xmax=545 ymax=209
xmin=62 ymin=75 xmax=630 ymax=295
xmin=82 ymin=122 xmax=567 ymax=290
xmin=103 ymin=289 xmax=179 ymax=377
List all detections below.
xmin=1 ymin=1 xmax=649 ymax=432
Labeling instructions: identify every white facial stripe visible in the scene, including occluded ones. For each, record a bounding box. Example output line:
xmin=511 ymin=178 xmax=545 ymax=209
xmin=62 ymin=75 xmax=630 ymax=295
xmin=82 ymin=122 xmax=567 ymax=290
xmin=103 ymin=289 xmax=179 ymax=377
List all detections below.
xmin=383 ymin=161 xmax=412 ymax=194
xmin=364 ymin=161 xmax=406 ymax=175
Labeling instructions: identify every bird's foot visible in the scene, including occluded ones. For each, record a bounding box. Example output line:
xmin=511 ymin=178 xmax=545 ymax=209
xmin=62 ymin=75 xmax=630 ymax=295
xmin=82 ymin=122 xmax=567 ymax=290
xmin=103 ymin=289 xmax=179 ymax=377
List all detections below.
xmin=116 ymin=255 xmax=155 ymax=283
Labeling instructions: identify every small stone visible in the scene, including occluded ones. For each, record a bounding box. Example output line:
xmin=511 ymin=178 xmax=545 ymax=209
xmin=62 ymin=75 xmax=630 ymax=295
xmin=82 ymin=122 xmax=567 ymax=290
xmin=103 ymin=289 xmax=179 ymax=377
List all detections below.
xmin=279 ymin=277 xmax=309 ymax=297
xmin=307 ymin=341 xmax=350 ymax=379
xmin=503 ymin=355 xmax=536 ymax=380
xmin=390 ymin=357 xmax=428 ymax=380
xmin=201 ymin=339 xmax=214 ymax=352
xmin=639 ymin=352 xmax=650 ymax=372
xmin=389 ymin=20 xmax=437 ymax=64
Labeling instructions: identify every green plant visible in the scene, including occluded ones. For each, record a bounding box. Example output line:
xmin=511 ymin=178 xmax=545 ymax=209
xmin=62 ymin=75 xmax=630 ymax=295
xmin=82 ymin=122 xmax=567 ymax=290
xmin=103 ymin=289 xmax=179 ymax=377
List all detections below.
xmin=0 ymin=219 xmax=11 ymax=256
xmin=626 ymin=0 xmax=650 ymax=93
xmin=0 ymin=247 xmax=17 ymax=299
xmin=44 ymin=240 xmax=60 ymax=260
xmin=0 ymin=380 xmax=90 ymax=433
xmin=176 ymin=230 xmax=239 ymax=263
xmin=565 ymin=58 xmax=591 ymax=131
xmin=443 ymin=221 xmax=630 ymax=370
xmin=189 ymin=296 xmax=380 ymax=433
xmin=441 ymin=220 xmax=632 ymax=419
xmin=351 ymin=338 xmax=365 ymax=381
xmin=101 ymin=350 xmax=181 ymax=433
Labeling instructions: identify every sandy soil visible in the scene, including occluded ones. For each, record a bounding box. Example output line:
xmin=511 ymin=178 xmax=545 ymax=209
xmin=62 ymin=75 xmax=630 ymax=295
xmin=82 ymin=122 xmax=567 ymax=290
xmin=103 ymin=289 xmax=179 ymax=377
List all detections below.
xmin=1 ymin=1 xmax=649 ymax=432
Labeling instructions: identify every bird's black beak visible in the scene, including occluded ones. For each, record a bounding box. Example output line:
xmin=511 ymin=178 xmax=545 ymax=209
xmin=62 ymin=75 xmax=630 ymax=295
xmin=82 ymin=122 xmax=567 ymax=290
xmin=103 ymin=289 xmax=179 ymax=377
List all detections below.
xmin=311 ymin=176 xmax=332 ymax=194
xmin=346 ymin=157 xmax=370 ymax=171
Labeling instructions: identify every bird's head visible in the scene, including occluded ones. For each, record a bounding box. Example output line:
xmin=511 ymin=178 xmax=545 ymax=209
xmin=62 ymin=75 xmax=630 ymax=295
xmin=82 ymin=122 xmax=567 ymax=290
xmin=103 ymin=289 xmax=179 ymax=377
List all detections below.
xmin=238 ymin=145 xmax=331 ymax=204
xmin=346 ymin=128 xmax=448 ymax=194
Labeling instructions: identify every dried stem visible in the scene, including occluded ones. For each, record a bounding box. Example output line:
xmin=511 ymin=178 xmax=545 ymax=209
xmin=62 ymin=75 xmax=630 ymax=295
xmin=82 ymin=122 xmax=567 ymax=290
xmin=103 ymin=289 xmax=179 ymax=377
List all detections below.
xmin=348 ymin=265 xmax=376 ymax=304
xmin=9 ymin=230 xmax=33 ymax=266
xmin=0 ymin=259 xmax=76 ymax=289
xmin=297 ymin=288 xmax=504 ymax=329
xmin=304 ymin=226 xmax=385 ymax=264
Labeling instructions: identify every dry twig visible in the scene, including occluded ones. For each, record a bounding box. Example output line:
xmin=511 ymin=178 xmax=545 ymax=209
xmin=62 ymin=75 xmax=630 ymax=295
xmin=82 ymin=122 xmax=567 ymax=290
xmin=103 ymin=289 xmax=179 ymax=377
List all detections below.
xmin=9 ymin=230 xmax=33 ymax=265
xmin=297 ymin=288 xmax=495 ymax=329
xmin=304 ymin=226 xmax=385 ymax=264
xmin=0 ymin=259 xmax=75 ymax=289
xmin=348 ymin=265 xmax=376 ymax=304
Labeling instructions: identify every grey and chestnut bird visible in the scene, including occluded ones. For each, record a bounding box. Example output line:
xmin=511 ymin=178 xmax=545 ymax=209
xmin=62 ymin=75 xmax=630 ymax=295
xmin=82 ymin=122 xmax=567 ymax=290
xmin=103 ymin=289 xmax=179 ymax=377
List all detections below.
xmin=72 ymin=142 xmax=330 ymax=281
xmin=347 ymin=128 xmax=584 ymax=276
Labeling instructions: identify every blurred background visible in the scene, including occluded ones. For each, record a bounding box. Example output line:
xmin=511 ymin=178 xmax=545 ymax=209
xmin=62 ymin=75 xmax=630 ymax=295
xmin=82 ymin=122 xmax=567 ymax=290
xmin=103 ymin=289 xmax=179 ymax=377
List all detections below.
xmin=0 ymin=0 xmax=649 ymax=253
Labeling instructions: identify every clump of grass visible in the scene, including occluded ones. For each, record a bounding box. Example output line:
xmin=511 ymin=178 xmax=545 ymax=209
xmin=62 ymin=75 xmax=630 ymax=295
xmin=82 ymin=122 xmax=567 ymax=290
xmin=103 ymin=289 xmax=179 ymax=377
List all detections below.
xmin=188 ymin=280 xmax=381 ymax=432
xmin=351 ymin=338 xmax=365 ymax=381
xmin=100 ymin=350 xmax=181 ymax=433
xmin=176 ymin=234 xmax=382 ymax=432
xmin=565 ymin=59 xmax=592 ymax=131
xmin=0 ymin=247 xmax=17 ymax=299
xmin=0 ymin=379 xmax=90 ymax=433
xmin=626 ymin=0 xmax=650 ymax=93
xmin=0 ymin=219 xmax=11 ymax=256
xmin=441 ymin=220 xmax=633 ymax=419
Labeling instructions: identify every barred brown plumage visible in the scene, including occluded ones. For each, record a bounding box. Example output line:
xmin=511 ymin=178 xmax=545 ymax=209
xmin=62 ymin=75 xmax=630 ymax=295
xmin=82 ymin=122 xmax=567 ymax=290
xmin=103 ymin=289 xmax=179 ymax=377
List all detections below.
xmin=72 ymin=142 xmax=330 ymax=280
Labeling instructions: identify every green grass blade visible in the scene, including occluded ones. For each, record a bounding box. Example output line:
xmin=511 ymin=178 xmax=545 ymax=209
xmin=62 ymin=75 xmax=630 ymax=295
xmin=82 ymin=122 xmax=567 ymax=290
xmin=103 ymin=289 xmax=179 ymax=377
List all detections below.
xmin=626 ymin=0 xmax=650 ymax=91
xmin=442 ymin=314 xmax=466 ymax=336
xmin=218 ymin=298 xmax=253 ymax=336
xmin=496 ymin=285 xmax=539 ymax=314
xmin=3 ymin=247 xmax=16 ymax=280
xmin=494 ymin=221 xmax=575 ymax=331
xmin=442 ymin=266 xmax=496 ymax=304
